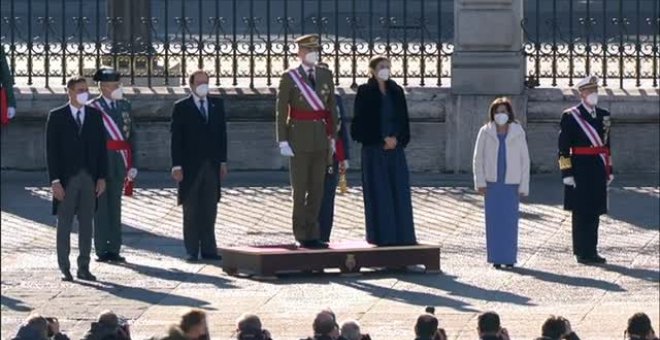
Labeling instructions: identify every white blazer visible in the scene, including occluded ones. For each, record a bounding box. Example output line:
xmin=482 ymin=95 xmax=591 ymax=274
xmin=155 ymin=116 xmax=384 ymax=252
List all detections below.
xmin=472 ymin=122 xmax=531 ymax=196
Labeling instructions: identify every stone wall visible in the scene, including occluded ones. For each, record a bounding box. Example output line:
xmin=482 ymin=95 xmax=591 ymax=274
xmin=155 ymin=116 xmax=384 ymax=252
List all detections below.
xmin=1 ymin=86 xmax=658 ymax=174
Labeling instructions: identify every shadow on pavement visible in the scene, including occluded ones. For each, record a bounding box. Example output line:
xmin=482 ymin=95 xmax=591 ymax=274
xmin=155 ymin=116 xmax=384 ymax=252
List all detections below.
xmin=0 ymin=295 xmax=32 ymax=312
xmin=115 ymin=262 xmax=237 ymax=289
xmin=509 ymin=267 xmax=626 ymax=292
xmin=599 ymin=263 xmax=660 ymax=283
xmin=74 ymin=280 xmax=217 ymax=310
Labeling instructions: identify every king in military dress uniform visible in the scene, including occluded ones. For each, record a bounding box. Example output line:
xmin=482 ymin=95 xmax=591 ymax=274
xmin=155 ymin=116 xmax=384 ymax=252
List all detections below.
xmin=276 ymin=34 xmax=338 ymax=249
xmin=558 ymin=75 xmax=613 ymax=264
xmin=90 ymin=68 xmax=138 ymax=263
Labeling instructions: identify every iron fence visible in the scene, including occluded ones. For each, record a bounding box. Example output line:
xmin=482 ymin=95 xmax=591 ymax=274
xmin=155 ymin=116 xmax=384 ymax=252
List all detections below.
xmin=522 ymin=0 xmax=659 ymax=88
xmin=1 ymin=0 xmax=658 ymax=88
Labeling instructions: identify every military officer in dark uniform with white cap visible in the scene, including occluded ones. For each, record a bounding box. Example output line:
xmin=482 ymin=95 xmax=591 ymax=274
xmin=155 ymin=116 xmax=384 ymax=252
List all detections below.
xmin=90 ymin=67 xmax=137 ymax=263
xmin=558 ymin=75 xmax=613 ymax=264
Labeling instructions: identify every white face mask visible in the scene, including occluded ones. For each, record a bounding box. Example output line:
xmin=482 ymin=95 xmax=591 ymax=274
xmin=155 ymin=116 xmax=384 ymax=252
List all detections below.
xmin=585 ymin=93 xmax=598 ymax=107
xmin=75 ymin=92 xmax=89 ymax=105
xmin=377 ymin=68 xmax=391 ymax=81
xmin=494 ymin=113 xmax=509 ymax=126
xmin=304 ymin=51 xmax=319 ymax=65
xmin=110 ymin=87 xmax=123 ymax=100
xmin=195 ymin=84 xmax=209 ymax=98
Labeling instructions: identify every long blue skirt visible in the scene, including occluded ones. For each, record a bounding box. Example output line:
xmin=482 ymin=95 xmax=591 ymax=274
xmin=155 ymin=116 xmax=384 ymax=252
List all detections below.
xmin=361 ymin=145 xmax=416 ymax=246
xmin=485 ymin=181 xmax=520 ymax=264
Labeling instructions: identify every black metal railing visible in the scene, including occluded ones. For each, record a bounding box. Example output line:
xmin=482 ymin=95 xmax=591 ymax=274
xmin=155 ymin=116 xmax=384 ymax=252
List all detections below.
xmin=0 ymin=0 xmax=454 ymax=88
xmin=522 ymin=0 xmax=659 ymax=88
xmin=1 ymin=0 xmax=658 ymax=88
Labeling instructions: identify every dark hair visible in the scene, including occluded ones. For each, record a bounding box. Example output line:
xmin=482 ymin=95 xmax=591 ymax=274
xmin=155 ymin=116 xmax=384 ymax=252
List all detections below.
xmin=313 ymin=312 xmax=336 ymax=335
xmin=488 ymin=97 xmax=515 ymax=123
xmin=179 ymin=309 xmax=206 ymax=333
xmin=541 ymin=316 xmax=567 ymax=339
xmin=66 ymin=76 xmax=87 ymax=89
xmin=317 ymin=62 xmax=329 ymax=69
xmin=237 ymin=314 xmax=262 ymax=333
xmin=627 ymin=313 xmax=652 ymax=337
xmin=188 ymin=70 xmax=209 ymax=86
xmin=415 ymin=314 xmax=439 ymax=338
xmin=478 ymin=312 xmax=501 ymax=334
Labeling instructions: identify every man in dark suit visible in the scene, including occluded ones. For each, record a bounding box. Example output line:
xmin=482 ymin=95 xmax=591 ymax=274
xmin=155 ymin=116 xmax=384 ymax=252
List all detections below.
xmin=46 ymin=76 xmax=108 ymax=281
xmin=316 ymin=62 xmax=350 ymax=243
xmin=170 ymin=70 xmax=227 ymax=262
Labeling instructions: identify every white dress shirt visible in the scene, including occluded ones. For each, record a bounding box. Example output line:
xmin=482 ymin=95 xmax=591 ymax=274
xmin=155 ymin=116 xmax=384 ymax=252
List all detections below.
xmin=69 ymin=103 xmax=85 ymax=127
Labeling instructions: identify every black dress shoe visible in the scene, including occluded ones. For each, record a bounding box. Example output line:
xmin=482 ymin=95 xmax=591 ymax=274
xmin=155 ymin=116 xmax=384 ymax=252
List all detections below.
xmin=61 ymin=271 xmax=74 ymax=282
xmin=577 ymin=256 xmax=594 ymax=264
xmin=76 ymin=270 xmax=97 ymax=281
xmin=201 ymin=253 xmax=222 ymax=261
xmin=186 ymin=255 xmax=198 ymax=263
xmin=591 ymin=255 xmax=607 ymax=263
xmin=493 ymin=264 xmax=502 ymax=269
xmin=306 ymin=240 xmax=329 ymax=249
xmin=109 ymin=253 xmax=127 ymax=263
xmin=96 ymin=253 xmax=111 ymax=262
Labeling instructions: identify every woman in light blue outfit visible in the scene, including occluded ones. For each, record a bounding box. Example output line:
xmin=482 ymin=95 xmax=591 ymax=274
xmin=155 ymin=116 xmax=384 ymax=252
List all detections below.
xmin=473 ymin=97 xmax=530 ymax=269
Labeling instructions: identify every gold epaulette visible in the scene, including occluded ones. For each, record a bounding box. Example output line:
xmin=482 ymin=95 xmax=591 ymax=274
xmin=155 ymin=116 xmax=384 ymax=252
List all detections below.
xmin=558 ymin=156 xmax=572 ymax=170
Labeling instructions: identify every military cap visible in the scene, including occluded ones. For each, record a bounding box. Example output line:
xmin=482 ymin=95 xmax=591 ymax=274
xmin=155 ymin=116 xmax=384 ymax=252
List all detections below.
xmin=576 ymin=75 xmax=599 ymax=90
xmin=93 ymin=67 xmax=121 ymax=82
xmin=295 ymin=34 xmax=320 ymax=49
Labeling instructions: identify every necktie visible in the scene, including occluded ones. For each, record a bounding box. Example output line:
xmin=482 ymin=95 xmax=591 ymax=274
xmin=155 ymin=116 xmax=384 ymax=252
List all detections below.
xmin=111 ymin=101 xmax=116 ymax=112
xmin=75 ymin=110 xmax=83 ymax=132
xmin=308 ymin=68 xmax=316 ymax=88
xmin=199 ymin=100 xmax=208 ymax=122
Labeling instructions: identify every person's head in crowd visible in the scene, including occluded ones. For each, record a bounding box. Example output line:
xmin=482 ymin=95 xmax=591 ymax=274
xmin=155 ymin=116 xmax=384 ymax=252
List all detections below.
xmin=478 ymin=312 xmax=509 ymax=339
xmin=82 ymin=310 xmax=130 ymax=340
xmin=178 ymin=309 xmax=208 ymax=340
xmin=235 ymin=313 xmax=272 ymax=340
xmin=415 ymin=313 xmax=443 ymax=340
xmin=13 ymin=313 xmax=49 ymax=340
xmin=626 ymin=313 xmax=658 ymax=340
xmin=540 ymin=315 xmax=574 ymax=340
xmin=313 ymin=311 xmax=338 ymax=338
xmin=340 ymin=320 xmax=362 ymax=340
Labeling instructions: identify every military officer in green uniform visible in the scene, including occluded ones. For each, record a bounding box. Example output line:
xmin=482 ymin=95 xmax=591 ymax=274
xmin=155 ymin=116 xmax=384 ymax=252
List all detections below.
xmin=276 ymin=34 xmax=338 ymax=249
xmin=91 ymin=68 xmax=137 ymax=262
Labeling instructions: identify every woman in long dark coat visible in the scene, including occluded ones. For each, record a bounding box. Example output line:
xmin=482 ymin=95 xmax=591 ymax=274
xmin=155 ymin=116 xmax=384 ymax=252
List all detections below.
xmin=351 ymin=56 xmax=416 ymax=246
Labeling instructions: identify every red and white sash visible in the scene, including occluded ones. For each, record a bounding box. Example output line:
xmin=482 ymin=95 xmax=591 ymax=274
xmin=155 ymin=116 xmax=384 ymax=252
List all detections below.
xmin=288 ymin=68 xmax=325 ymax=111
xmin=569 ymin=106 xmax=608 ymax=168
xmin=91 ymin=101 xmax=129 ymax=168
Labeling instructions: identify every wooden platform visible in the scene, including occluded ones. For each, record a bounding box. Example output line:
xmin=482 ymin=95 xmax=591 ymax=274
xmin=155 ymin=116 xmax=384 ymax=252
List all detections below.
xmin=219 ymin=241 xmax=441 ymax=278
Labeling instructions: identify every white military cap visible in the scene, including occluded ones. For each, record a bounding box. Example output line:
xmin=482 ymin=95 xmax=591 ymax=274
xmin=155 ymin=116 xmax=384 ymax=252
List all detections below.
xmin=576 ymin=75 xmax=599 ymax=90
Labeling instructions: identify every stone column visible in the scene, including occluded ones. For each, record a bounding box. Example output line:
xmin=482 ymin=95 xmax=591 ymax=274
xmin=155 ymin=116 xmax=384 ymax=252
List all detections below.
xmin=446 ymin=0 xmax=526 ymax=172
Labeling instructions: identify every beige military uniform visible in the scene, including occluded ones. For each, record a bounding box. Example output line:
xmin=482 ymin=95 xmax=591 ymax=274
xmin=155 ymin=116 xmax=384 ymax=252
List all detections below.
xmin=276 ymin=35 xmax=338 ymax=243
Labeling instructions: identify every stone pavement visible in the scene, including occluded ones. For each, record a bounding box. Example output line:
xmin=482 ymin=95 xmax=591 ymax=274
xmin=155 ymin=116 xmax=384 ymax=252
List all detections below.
xmin=1 ymin=170 xmax=658 ymax=339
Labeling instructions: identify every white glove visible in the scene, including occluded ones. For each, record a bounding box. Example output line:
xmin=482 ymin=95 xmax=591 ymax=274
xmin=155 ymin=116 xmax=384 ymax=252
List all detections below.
xmin=607 ymin=174 xmax=614 ymax=186
xmin=127 ymin=168 xmax=138 ymax=180
xmin=330 ymin=139 xmax=336 ymax=154
xmin=7 ymin=107 xmax=16 ymax=119
xmin=279 ymin=141 xmax=294 ymax=157
xmin=563 ymin=176 xmax=576 ymax=187
xmin=341 ymin=160 xmax=349 ymax=170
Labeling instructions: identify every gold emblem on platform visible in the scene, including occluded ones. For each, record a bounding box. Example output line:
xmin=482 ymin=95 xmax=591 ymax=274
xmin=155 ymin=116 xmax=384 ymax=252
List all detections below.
xmin=345 ymin=254 xmax=357 ymax=272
